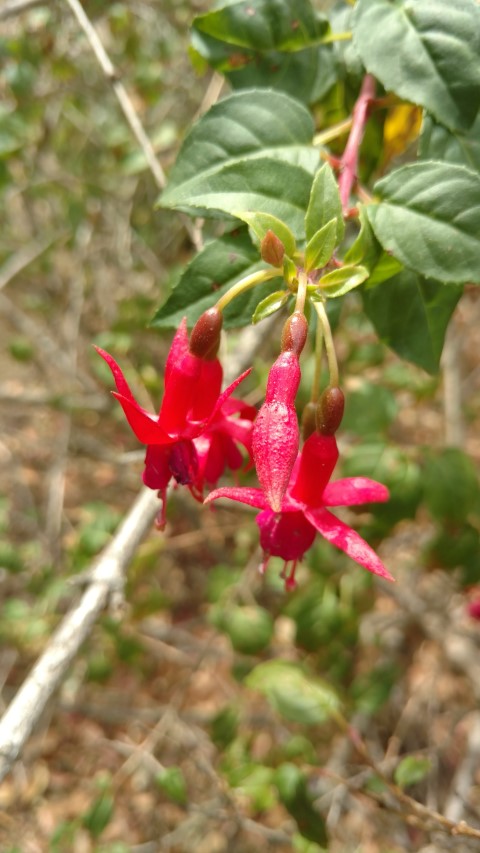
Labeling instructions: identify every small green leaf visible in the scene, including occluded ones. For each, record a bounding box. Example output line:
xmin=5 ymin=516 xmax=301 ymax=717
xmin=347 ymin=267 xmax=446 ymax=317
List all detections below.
xmin=155 ymin=767 xmax=188 ymax=805
xmin=252 ymin=289 xmax=289 ymax=323
xmin=225 ymin=605 xmax=274 ymax=654
xmin=362 ymin=270 xmax=461 ymax=373
xmin=283 ymin=254 xmax=298 ymax=286
xmin=367 ymin=162 xmax=480 ymax=284
xmin=236 ymin=211 xmax=296 ymax=257
xmin=305 ymin=163 xmax=344 ymax=245
xmin=193 ymin=0 xmax=329 ymax=53
xmin=394 ymin=756 xmax=432 ymax=790
xmin=344 ymin=208 xmax=403 ymax=285
xmin=245 ymin=660 xmax=341 ymax=725
xmin=82 ymin=792 xmax=114 ymax=839
xmin=305 ymin=218 xmax=337 ymax=272
xmin=316 ymin=265 xmax=368 ymax=298
xmin=275 ymin=763 xmax=328 ymax=846
xmin=353 ymin=0 xmax=480 ymax=132
xmin=152 ymin=230 xmax=281 ymax=330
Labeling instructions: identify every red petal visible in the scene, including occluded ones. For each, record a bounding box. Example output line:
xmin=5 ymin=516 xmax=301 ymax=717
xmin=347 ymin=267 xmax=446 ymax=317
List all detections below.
xmin=305 ymin=507 xmax=394 ymax=581
xmin=112 ymin=392 xmax=174 ymax=445
xmin=253 ymin=401 xmax=299 ymax=512
xmin=94 ymin=346 xmax=137 ymax=404
xmin=256 ymin=508 xmax=316 ymax=561
xmin=189 ymin=358 xmax=223 ymax=422
xmin=290 ymin=433 xmax=338 ymax=508
xmin=201 ymin=367 xmax=253 ymax=432
xmin=143 ymin=445 xmax=172 ymax=490
xmin=159 ymin=348 xmax=201 ymax=434
xmin=323 ymin=478 xmax=390 ymax=507
xmin=204 ymin=486 xmax=267 ymax=509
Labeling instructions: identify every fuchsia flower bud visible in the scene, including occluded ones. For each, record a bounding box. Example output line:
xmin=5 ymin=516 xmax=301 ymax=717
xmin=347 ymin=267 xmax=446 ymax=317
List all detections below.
xmin=96 ymin=311 xmax=254 ymax=527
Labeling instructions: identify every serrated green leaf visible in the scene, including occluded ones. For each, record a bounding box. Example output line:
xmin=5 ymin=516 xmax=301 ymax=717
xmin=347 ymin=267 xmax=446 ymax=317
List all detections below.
xmin=193 ymin=0 xmax=329 ymax=53
xmin=152 ymin=230 xmax=282 ymax=329
xmin=353 ymin=0 xmax=480 ymax=132
xmin=394 ymin=756 xmax=432 ymax=790
xmin=161 ymin=157 xmax=314 ymax=239
xmin=305 ymin=218 xmax=337 ymax=272
xmin=235 ymin=211 xmax=296 ymax=257
xmin=316 ymin=264 xmax=368 ymax=298
xmin=419 ymin=112 xmax=480 ymax=172
xmin=362 ymin=270 xmax=461 ymax=374
xmin=367 ymin=162 xmax=480 ymax=284
xmin=191 ymin=29 xmax=337 ymax=105
xmin=165 ymin=89 xmax=316 ymax=193
xmin=245 ymin=660 xmax=341 ymax=725
xmin=305 ymin=163 xmax=344 ymax=244
xmin=252 ymin=289 xmax=289 ymax=323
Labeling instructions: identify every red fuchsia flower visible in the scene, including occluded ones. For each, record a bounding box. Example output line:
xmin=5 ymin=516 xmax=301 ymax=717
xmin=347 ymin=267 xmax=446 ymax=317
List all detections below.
xmin=205 ymin=431 xmax=393 ymax=589
xmin=95 ymin=312 xmax=254 ymax=528
xmin=467 ymin=596 xmax=480 ymax=621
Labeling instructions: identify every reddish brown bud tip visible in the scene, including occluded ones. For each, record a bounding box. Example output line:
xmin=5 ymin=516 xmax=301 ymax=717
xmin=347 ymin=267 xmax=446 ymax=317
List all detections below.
xmin=261 ymin=230 xmax=285 ymax=267
xmin=301 ymin=401 xmax=317 ymax=441
xmin=281 ymin=311 xmax=308 ymax=356
xmin=316 ymin=386 xmax=345 ymax=436
xmin=189 ymin=307 xmax=223 ymax=360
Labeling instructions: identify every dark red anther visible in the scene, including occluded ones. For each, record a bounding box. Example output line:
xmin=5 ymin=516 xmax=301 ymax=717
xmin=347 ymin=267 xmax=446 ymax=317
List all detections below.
xmin=316 ymin=386 xmax=345 ymax=436
xmin=281 ymin=311 xmax=308 ymax=356
xmin=189 ymin=307 xmax=223 ymax=360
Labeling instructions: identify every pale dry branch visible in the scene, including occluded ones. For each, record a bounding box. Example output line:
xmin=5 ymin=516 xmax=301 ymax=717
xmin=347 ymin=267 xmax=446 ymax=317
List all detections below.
xmin=63 ymin=0 xmax=166 ymax=191
xmin=0 ymin=486 xmax=160 ymax=781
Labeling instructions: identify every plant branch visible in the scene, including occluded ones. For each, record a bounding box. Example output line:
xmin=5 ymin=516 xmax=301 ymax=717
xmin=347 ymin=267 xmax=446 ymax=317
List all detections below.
xmin=63 ymin=0 xmax=166 ymax=191
xmin=338 ymin=73 xmax=376 ymax=215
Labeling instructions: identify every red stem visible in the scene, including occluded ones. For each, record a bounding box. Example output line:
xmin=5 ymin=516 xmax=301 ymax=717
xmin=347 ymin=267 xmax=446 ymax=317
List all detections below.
xmin=338 ymin=73 xmax=376 ymax=216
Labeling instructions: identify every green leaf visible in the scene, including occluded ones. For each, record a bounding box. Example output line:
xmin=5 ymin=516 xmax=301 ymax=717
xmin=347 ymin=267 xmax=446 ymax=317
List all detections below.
xmin=305 ymin=163 xmax=344 ymax=244
xmin=161 ymin=157 xmax=314 ymax=239
xmin=165 ymin=89 xmax=315 ymax=193
xmin=191 ymin=30 xmax=337 ymax=105
xmin=152 ymin=230 xmax=282 ymax=329
xmin=252 ymin=289 xmax=289 ymax=323
xmin=363 ymin=271 xmax=461 ymax=374
xmin=225 ymin=605 xmax=274 ymax=654
xmin=353 ymin=0 xmax=480 ymax=132
xmin=367 ymin=162 xmax=480 ymax=284
xmin=193 ymin=0 xmax=329 ymax=53
xmin=155 ymin=767 xmax=188 ymax=805
xmin=245 ymin=660 xmax=341 ymax=725
xmin=305 ymin=218 xmax=337 ymax=272
xmin=82 ymin=792 xmax=114 ymax=839
xmin=316 ymin=264 xmax=368 ymax=298
xmin=236 ymin=210 xmax=296 ymax=257
xmin=344 ymin=207 xmax=403 ymax=285
xmin=275 ymin=764 xmax=328 ymax=846
xmin=423 ymin=449 xmax=480 ymax=524
xmin=394 ymin=756 xmax=432 ymax=790
xmin=419 ymin=112 xmax=480 ymax=172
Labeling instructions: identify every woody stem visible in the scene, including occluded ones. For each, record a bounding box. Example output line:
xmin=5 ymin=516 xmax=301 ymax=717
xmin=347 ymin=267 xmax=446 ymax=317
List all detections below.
xmin=215 ymin=268 xmax=282 ymax=313
xmin=314 ymin=301 xmax=338 ymax=387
